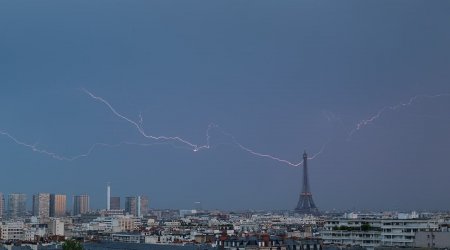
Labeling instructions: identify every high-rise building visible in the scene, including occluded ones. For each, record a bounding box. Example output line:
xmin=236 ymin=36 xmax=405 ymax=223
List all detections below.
xmin=139 ymin=195 xmax=149 ymax=216
xmin=0 ymin=193 xmax=4 ymax=219
xmin=33 ymin=193 xmax=50 ymax=218
xmin=110 ymin=197 xmax=120 ymax=210
xmin=125 ymin=196 xmax=137 ymax=216
xmin=50 ymin=194 xmax=66 ymax=217
xmin=8 ymin=193 xmax=27 ymax=218
xmin=125 ymin=196 xmax=149 ymax=217
xmin=295 ymin=151 xmax=320 ymax=215
xmin=73 ymin=195 xmax=90 ymax=215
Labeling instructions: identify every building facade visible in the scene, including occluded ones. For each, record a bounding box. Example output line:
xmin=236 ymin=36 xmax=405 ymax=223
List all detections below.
xmin=415 ymin=231 xmax=450 ymax=248
xmin=7 ymin=193 xmax=27 ymax=219
xmin=125 ymin=196 xmax=149 ymax=217
xmin=321 ymin=218 xmax=382 ymax=248
xmin=0 ymin=221 xmax=25 ymax=240
xmin=49 ymin=219 xmax=65 ymax=236
xmin=0 ymin=193 xmax=4 ymax=219
xmin=125 ymin=197 xmax=137 ymax=216
xmin=110 ymin=197 xmax=121 ymax=210
xmin=73 ymin=194 xmax=90 ymax=215
xmin=139 ymin=195 xmax=149 ymax=217
xmin=50 ymin=194 xmax=67 ymax=217
xmin=32 ymin=193 xmax=50 ymax=218
xmin=381 ymin=219 xmax=438 ymax=247
xmin=321 ymin=217 xmax=439 ymax=249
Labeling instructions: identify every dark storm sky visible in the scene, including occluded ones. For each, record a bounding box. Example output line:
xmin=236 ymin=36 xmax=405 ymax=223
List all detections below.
xmin=0 ymin=1 xmax=449 ymax=211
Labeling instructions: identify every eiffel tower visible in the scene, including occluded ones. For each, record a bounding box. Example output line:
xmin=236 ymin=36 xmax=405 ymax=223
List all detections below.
xmin=295 ymin=151 xmax=320 ymax=215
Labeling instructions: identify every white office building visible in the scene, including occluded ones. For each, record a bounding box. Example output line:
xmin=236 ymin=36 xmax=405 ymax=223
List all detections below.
xmin=381 ymin=219 xmax=438 ymax=247
xmin=321 ymin=214 xmax=439 ymax=249
xmin=50 ymin=219 xmax=65 ymax=236
xmin=0 ymin=221 xmax=25 ymax=240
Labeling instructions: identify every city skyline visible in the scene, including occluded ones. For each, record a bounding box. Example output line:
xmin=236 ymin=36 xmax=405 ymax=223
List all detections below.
xmin=0 ymin=182 xmax=155 ymax=213
xmin=1 ymin=1 xmax=450 ymax=210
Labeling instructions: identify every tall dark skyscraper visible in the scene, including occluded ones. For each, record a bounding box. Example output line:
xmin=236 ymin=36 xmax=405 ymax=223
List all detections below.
xmin=125 ymin=196 xmax=137 ymax=216
xmin=110 ymin=197 xmax=120 ymax=210
xmin=73 ymin=194 xmax=90 ymax=215
xmin=295 ymin=151 xmax=320 ymax=215
xmin=125 ymin=196 xmax=149 ymax=216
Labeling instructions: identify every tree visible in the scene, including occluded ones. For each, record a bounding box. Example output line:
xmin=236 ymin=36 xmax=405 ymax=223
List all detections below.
xmin=62 ymin=239 xmax=83 ymax=250
xmin=361 ymin=223 xmax=371 ymax=231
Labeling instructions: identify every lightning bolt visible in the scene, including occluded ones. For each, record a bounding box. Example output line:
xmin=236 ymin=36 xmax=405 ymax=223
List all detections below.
xmin=308 ymin=141 xmax=329 ymax=160
xmin=83 ymin=88 xmax=212 ymax=152
xmin=5 ymin=89 xmax=446 ymax=166
xmin=0 ymin=129 xmax=73 ymax=161
xmin=138 ymin=112 xmax=144 ymax=128
xmin=348 ymin=93 xmax=450 ymax=139
xmin=83 ymin=89 xmax=326 ymax=167
xmin=0 ymin=128 xmax=187 ymax=161
xmin=67 ymin=141 xmax=192 ymax=161
xmin=212 ymin=124 xmax=328 ymax=166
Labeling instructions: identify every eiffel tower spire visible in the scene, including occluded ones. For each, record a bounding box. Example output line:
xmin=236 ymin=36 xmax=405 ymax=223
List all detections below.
xmin=295 ymin=151 xmax=320 ymax=215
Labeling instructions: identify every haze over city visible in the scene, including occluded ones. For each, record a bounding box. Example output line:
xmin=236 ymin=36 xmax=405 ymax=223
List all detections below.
xmin=1 ymin=1 xmax=450 ymax=212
